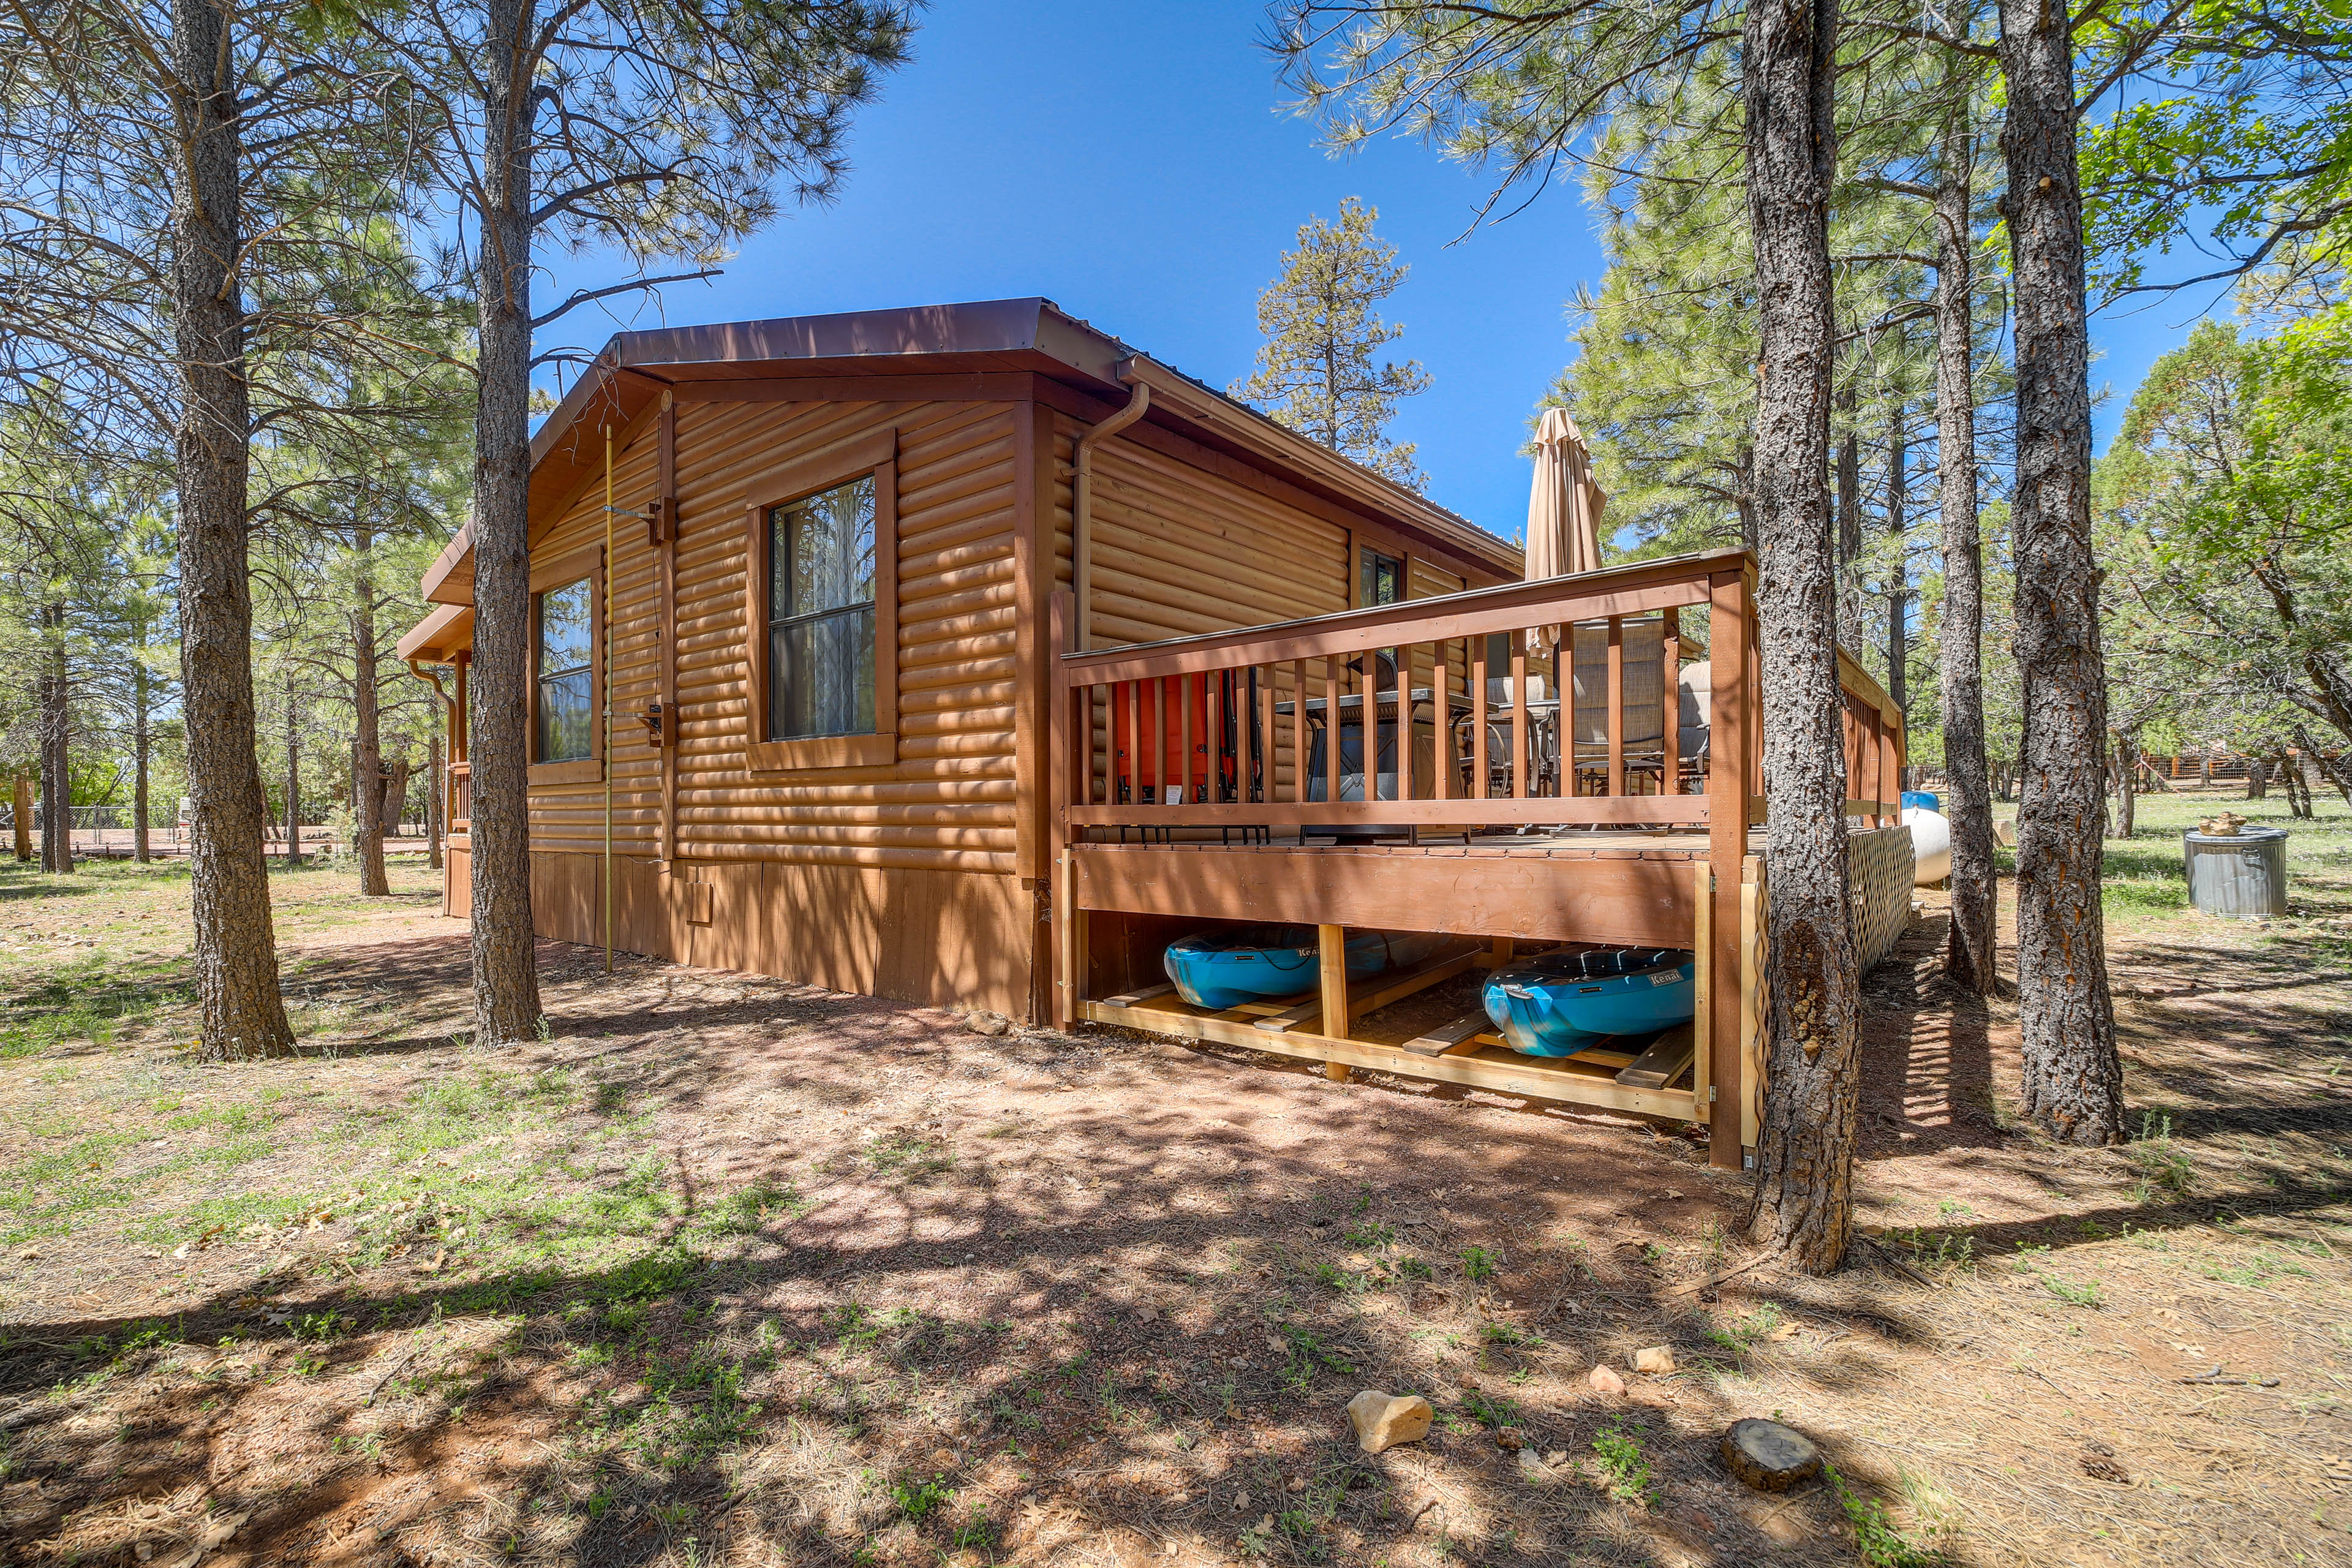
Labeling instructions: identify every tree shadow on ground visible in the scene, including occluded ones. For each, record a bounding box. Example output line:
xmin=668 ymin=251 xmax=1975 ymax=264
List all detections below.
xmin=7 ymin=898 xmax=2346 ymax=1567
xmin=0 ymin=975 xmax=1950 ymax=1568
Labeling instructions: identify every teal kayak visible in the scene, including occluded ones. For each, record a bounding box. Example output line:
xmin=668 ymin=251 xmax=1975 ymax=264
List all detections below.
xmin=1164 ymin=927 xmax=1441 ymax=1011
xmin=1482 ymin=948 xmax=1695 ymax=1058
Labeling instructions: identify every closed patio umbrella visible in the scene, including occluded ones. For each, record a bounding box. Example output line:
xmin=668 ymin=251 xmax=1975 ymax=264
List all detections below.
xmin=1525 ymin=407 xmax=1607 ymax=658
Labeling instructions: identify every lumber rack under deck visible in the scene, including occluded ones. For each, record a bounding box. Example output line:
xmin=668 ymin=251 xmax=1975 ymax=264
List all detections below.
xmin=1084 ymin=933 xmax=1707 ymax=1123
xmin=1045 ymin=548 xmax=1906 ymax=1170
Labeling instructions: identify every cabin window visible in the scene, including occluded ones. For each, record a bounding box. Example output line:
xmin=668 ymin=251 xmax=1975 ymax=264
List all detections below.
xmin=767 ymin=477 xmax=877 ymax=740
xmin=536 ymin=578 xmax=594 ymax=763
xmin=525 ymin=545 xmax=604 ymax=785
xmin=1361 ymin=547 xmax=1405 ymax=608
xmin=744 ymin=428 xmax=899 ymax=772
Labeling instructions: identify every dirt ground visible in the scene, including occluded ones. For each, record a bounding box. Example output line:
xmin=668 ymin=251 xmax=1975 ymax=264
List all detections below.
xmin=1 ymin=788 xmax=2347 ymax=1567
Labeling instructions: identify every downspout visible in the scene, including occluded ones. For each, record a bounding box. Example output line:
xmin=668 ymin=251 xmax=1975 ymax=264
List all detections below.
xmin=407 ymin=658 xmax=455 ymax=725
xmin=406 ymin=657 xmax=459 ymax=900
xmin=1070 ymin=367 xmax=1150 ymax=653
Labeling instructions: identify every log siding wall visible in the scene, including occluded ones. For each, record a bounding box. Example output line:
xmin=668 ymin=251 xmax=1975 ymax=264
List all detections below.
xmin=499 ymin=380 xmax=1512 ymax=1018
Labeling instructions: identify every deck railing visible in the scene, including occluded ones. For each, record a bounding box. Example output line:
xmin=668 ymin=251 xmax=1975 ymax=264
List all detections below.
xmin=1053 ymin=548 xmax=1901 ymax=840
xmin=1836 ymin=649 xmax=1905 ymax=824
xmin=448 ymin=760 xmax=471 ymax=835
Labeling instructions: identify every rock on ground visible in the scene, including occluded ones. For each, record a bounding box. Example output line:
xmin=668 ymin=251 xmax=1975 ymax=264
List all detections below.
xmin=1346 ymin=1390 xmax=1433 ymax=1454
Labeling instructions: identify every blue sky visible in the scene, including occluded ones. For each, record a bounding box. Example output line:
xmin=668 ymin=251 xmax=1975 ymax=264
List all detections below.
xmin=539 ymin=0 xmax=2202 ymax=543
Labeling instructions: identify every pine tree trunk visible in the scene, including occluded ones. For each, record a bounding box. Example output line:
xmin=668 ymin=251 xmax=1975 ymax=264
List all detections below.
xmin=133 ymin=658 xmax=151 ymax=863
xmin=354 ymin=521 xmax=389 ymax=895
xmin=381 ymin=757 xmax=412 ymax=840
xmin=40 ymin=609 xmax=72 ymax=875
xmin=1934 ymin=113 xmax=1997 ymax=996
xmin=469 ymin=0 xmax=546 ymax=1044
xmin=1834 ymin=396 xmax=1861 ymax=647
xmin=1885 ymin=404 xmax=1907 ymax=712
xmin=285 ymin=684 xmax=302 ymax=865
xmin=2115 ymin=729 xmax=2136 ymax=839
xmin=172 ymin=0 xmax=293 ymax=1059
xmin=1741 ymin=0 xmax=1860 ymax=1274
xmin=2244 ymin=758 xmax=2267 ymax=800
xmin=1998 ymin=0 xmax=2121 ymax=1144
xmin=40 ymin=639 xmax=72 ymax=879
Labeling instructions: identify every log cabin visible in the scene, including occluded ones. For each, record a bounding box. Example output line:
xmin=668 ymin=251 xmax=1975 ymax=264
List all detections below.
xmin=399 ymin=297 xmax=1911 ymax=1170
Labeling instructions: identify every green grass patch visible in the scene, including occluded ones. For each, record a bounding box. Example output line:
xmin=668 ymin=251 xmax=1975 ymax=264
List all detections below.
xmin=1590 ymin=1418 xmax=1658 ymax=1508
xmin=0 ymin=951 xmax=194 ymax=1060
xmin=1826 ymin=1463 xmax=1942 ymax=1566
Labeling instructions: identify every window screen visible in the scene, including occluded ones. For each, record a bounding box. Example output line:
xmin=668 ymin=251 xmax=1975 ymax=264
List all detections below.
xmin=536 ymin=578 xmax=594 ymax=763
xmin=768 ymin=477 xmax=877 ymax=740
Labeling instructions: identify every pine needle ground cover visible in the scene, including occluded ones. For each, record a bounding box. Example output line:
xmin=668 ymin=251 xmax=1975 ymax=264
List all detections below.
xmin=0 ymin=817 xmax=2344 ymax=1567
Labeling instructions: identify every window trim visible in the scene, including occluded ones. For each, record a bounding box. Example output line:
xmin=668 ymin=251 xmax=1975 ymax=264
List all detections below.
xmin=1360 ymin=544 xmax=1407 ymax=608
xmin=528 ymin=545 xmax=606 ymax=786
xmin=743 ymin=429 xmax=899 ymax=772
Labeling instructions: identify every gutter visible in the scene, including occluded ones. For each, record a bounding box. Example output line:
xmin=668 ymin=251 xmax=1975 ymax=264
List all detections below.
xmin=1069 ymin=361 xmax=1152 ymax=652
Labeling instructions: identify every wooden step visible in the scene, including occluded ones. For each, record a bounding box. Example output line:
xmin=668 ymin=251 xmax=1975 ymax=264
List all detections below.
xmin=1399 ymin=1014 xmax=1487 ymax=1057
xmin=1613 ymin=1023 xmax=1697 ymax=1089
xmin=1100 ymin=981 xmax=1178 ymax=1009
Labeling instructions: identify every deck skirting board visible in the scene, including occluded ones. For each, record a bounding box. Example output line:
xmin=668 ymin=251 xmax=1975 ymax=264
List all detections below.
xmin=1069 ymin=843 xmax=1694 ymax=948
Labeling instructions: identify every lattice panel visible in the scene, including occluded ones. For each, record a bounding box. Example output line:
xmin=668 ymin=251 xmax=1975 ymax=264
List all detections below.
xmin=1848 ymin=824 xmax=1917 ymax=975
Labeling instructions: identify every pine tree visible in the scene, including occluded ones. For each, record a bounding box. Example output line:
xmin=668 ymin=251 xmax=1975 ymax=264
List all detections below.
xmin=357 ymin=0 xmax=913 ymax=1046
xmin=1232 ymin=198 xmax=1432 ymax=490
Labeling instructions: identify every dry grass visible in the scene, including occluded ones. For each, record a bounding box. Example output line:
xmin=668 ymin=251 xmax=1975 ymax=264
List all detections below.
xmin=0 ymin=804 xmax=2346 ymax=1566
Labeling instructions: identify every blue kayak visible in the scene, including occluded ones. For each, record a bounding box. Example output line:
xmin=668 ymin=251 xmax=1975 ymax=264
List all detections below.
xmin=1164 ymin=926 xmax=1440 ymax=1011
xmin=1482 ymin=948 xmax=1696 ymax=1058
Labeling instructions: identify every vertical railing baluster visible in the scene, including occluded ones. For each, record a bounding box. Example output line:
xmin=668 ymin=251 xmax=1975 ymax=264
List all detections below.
xmin=1323 ymin=654 xmax=1341 ymax=812
xmin=1397 ymin=640 xmax=1414 ymax=803
xmin=1123 ymin=679 xmax=1139 ymax=807
xmin=1606 ymin=615 xmax=1625 ymax=798
xmin=1177 ymin=673 xmax=1193 ymax=807
xmin=1290 ymin=659 xmax=1307 ymax=805
xmin=1259 ymin=663 xmax=1277 ymax=808
xmin=1471 ymin=636 xmax=1489 ymax=803
xmin=1151 ymin=676 xmax=1166 ymax=807
xmin=1510 ymin=630 xmax=1529 ymax=799
xmin=1208 ymin=668 xmax=1224 ymax=803
xmin=1660 ymin=609 xmax=1679 ymax=799
xmin=1435 ymin=639 xmax=1453 ymax=802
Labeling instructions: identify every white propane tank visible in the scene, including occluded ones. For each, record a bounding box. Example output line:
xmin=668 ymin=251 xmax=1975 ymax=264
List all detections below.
xmin=1901 ymin=806 xmax=1951 ymax=884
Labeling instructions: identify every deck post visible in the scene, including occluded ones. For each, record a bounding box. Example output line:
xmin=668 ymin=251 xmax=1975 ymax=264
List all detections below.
xmin=1706 ymin=568 xmax=1752 ymax=1168
xmin=1048 ymin=590 xmax=1076 ymax=1026
xmin=1319 ymin=924 xmax=1352 ymax=1081
xmin=1880 ymin=709 xmax=1903 ymax=822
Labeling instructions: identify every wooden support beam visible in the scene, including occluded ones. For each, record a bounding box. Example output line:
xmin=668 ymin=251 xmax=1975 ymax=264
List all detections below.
xmin=1705 ymin=568 xmax=1751 ymax=1169
xmin=1319 ymin=924 xmax=1351 ymax=1080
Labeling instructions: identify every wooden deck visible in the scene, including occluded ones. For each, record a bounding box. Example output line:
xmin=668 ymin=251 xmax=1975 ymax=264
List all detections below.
xmin=1047 ymin=549 xmax=1907 ymax=1169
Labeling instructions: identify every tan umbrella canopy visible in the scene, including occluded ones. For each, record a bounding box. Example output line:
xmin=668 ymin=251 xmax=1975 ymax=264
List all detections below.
xmin=1525 ymin=406 xmax=1608 ymax=657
